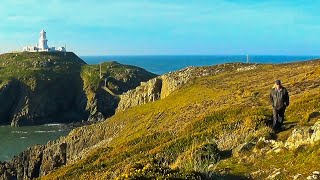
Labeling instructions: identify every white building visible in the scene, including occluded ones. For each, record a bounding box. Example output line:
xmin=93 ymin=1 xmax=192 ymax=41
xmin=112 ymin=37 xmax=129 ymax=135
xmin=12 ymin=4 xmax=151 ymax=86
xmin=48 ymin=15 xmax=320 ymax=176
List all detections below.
xmin=23 ymin=29 xmax=66 ymax=52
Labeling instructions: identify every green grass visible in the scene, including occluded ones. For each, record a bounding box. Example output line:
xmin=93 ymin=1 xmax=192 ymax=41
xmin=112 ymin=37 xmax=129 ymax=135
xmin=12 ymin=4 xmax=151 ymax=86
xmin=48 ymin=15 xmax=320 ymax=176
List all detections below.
xmin=0 ymin=52 xmax=85 ymax=83
xmin=81 ymin=61 xmax=157 ymax=92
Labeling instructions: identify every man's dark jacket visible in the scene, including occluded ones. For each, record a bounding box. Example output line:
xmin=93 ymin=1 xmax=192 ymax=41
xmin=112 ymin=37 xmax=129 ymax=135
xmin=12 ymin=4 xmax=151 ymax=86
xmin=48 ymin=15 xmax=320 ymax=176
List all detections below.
xmin=270 ymin=87 xmax=289 ymax=110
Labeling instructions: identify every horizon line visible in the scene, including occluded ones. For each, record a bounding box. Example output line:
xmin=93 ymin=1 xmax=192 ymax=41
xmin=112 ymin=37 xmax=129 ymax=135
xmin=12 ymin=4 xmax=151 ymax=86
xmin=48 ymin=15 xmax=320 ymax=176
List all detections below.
xmin=2 ymin=51 xmax=320 ymax=57
xmin=79 ymin=54 xmax=320 ymax=57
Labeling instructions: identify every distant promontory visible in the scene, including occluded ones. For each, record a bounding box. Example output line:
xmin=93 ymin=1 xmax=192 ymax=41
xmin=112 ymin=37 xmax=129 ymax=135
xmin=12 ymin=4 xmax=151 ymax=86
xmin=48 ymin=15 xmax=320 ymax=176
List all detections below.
xmin=0 ymin=52 xmax=156 ymax=126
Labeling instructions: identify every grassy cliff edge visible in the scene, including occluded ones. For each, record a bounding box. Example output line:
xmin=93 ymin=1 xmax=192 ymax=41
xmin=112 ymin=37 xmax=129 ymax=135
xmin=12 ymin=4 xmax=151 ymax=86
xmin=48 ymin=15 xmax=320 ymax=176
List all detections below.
xmin=40 ymin=59 xmax=320 ymax=179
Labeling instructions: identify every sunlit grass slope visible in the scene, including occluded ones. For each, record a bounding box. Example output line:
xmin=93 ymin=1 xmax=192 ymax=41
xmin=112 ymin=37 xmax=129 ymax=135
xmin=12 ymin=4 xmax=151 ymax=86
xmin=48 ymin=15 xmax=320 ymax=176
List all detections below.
xmin=43 ymin=60 xmax=320 ymax=179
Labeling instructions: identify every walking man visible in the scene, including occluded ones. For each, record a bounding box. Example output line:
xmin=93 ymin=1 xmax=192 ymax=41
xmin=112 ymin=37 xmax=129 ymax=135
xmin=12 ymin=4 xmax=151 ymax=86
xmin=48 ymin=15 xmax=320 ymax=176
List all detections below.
xmin=270 ymin=80 xmax=289 ymax=131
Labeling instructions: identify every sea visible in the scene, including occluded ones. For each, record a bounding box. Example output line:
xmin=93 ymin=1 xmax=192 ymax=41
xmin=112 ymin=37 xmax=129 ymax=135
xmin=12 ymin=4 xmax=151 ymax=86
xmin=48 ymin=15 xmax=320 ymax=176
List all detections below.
xmin=81 ymin=55 xmax=320 ymax=75
xmin=1 ymin=55 xmax=319 ymax=162
xmin=0 ymin=124 xmax=71 ymax=161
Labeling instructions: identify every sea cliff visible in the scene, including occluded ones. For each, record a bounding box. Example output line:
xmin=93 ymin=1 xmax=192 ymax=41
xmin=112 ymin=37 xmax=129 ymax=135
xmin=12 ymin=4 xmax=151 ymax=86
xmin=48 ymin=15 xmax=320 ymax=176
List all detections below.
xmin=0 ymin=52 xmax=156 ymax=126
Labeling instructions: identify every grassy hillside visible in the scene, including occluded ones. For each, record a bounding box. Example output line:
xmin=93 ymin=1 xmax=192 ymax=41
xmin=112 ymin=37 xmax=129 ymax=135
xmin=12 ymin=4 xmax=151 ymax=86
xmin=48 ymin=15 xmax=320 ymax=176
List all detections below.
xmin=0 ymin=52 xmax=86 ymax=95
xmin=81 ymin=61 xmax=156 ymax=93
xmin=42 ymin=60 xmax=320 ymax=179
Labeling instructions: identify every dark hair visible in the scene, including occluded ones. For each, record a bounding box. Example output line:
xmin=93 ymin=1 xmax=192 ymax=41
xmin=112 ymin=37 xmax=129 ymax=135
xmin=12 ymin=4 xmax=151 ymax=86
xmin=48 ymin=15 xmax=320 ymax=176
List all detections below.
xmin=275 ymin=80 xmax=281 ymax=85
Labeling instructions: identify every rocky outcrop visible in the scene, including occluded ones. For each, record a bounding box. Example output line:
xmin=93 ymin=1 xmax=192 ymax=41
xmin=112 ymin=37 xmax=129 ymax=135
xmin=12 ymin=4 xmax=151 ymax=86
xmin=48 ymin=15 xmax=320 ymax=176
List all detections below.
xmin=85 ymin=88 xmax=120 ymax=121
xmin=306 ymin=171 xmax=320 ymax=180
xmin=117 ymin=63 xmax=258 ymax=112
xmin=116 ymin=66 xmax=203 ymax=112
xmin=39 ymin=141 xmax=67 ymax=176
xmin=285 ymin=120 xmax=320 ymax=149
xmin=254 ymin=120 xmax=320 ymax=154
xmin=236 ymin=65 xmax=257 ymax=71
xmin=0 ymin=141 xmax=67 ymax=179
xmin=9 ymin=145 xmax=45 ymax=179
xmin=0 ymin=162 xmax=16 ymax=180
xmin=116 ymin=77 xmax=162 ymax=111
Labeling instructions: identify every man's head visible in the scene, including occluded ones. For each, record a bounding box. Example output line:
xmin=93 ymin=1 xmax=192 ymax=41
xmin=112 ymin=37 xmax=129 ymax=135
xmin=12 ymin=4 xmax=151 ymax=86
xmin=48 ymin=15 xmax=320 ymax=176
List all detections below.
xmin=275 ymin=80 xmax=282 ymax=89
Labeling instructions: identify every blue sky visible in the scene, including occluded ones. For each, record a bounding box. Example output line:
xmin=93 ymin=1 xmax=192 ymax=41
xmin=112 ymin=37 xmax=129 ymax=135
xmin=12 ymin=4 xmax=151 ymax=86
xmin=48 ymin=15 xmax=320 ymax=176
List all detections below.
xmin=0 ymin=0 xmax=320 ymax=55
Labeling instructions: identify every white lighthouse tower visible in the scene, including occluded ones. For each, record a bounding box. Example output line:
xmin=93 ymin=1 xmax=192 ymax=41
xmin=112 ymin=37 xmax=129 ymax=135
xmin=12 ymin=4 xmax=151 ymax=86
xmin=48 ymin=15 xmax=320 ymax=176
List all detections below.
xmin=38 ymin=29 xmax=49 ymax=51
xmin=23 ymin=29 xmax=66 ymax=52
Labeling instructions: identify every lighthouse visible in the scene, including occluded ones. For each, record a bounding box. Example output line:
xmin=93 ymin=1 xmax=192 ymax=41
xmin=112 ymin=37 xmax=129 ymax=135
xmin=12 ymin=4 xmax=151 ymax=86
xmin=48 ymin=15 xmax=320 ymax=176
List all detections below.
xmin=23 ymin=29 xmax=66 ymax=52
xmin=38 ymin=29 xmax=49 ymax=51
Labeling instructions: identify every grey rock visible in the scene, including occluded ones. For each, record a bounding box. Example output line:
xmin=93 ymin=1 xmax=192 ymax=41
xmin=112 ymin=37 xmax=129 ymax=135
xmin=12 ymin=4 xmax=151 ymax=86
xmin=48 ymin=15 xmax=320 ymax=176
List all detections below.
xmin=285 ymin=121 xmax=320 ymax=149
xmin=117 ymin=63 xmax=254 ymax=112
xmin=88 ymin=112 xmax=105 ymax=122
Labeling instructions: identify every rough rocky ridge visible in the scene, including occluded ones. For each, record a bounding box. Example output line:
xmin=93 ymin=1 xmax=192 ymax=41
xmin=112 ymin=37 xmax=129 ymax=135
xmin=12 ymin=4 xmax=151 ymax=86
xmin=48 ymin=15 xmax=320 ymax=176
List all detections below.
xmin=117 ymin=63 xmax=257 ymax=112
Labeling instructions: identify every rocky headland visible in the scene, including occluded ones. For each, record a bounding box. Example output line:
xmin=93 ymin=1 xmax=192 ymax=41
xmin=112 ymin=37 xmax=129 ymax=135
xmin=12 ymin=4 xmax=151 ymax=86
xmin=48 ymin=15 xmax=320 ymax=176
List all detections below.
xmin=0 ymin=52 xmax=156 ymax=126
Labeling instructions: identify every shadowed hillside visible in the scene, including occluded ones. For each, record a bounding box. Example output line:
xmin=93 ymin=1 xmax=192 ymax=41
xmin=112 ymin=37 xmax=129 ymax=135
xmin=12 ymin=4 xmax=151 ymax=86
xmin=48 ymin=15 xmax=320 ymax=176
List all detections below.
xmin=0 ymin=52 xmax=87 ymax=126
xmin=0 ymin=52 xmax=156 ymax=126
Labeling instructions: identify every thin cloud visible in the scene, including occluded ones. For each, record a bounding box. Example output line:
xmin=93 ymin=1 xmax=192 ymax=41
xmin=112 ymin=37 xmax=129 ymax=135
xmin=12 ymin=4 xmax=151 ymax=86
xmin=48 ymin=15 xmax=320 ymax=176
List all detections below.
xmin=1 ymin=0 xmax=320 ymax=55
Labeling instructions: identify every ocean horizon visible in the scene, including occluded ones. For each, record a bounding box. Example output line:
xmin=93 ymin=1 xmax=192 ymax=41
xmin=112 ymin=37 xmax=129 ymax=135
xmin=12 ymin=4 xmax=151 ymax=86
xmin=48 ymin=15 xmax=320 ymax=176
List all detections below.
xmin=81 ymin=55 xmax=320 ymax=75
